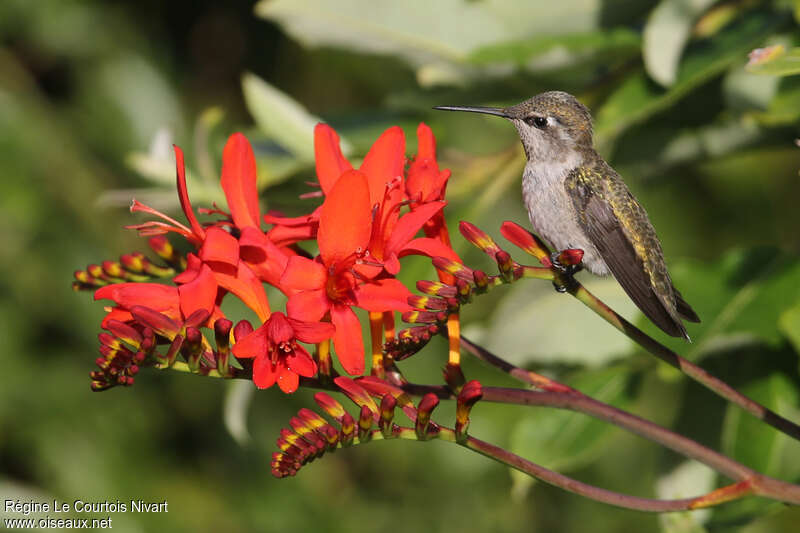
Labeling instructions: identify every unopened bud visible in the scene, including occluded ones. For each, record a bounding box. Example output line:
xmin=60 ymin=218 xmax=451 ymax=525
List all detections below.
xmin=181 ymin=327 xmax=204 ymax=372
xmin=379 ymin=394 xmax=396 ymax=437
xmin=415 ymin=393 xmax=440 ymax=440
xmin=456 ymin=380 xmax=483 ymax=442
xmin=340 ymin=412 xmax=355 ymax=446
xmin=358 ymin=405 xmax=373 ymax=443
xmin=214 ymin=318 xmax=233 ymax=376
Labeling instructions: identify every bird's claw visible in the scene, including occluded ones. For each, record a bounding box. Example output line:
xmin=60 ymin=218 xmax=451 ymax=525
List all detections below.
xmin=550 ymin=251 xmax=581 ymax=292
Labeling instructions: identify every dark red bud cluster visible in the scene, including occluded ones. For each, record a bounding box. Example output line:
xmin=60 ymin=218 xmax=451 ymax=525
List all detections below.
xmin=90 ymin=309 xmax=242 ymax=390
xmin=91 ymin=323 xmax=155 ymax=391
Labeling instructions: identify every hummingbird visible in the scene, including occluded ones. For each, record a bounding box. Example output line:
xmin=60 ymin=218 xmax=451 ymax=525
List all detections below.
xmin=435 ymin=91 xmax=700 ymax=340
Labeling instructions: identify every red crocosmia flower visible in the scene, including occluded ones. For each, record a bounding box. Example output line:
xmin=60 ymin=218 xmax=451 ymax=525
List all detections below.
xmin=407 ymin=123 xmax=451 ymax=204
xmin=94 ymin=260 xmax=221 ymax=329
xmin=313 ymin=123 xmax=458 ymax=276
xmin=129 ymin=133 xmax=290 ymax=323
xmin=232 ymin=312 xmax=334 ymax=392
xmin=220 ymin=132 xmax=261 ymax=231
xmin=198 ymin=226 xmax=271 ymax=322
xmin=281 ymin=170 xmax=413 ymax=375
xmin=128 ymin=145 xmax=206 ymax=246
xmin=264 ymin=124 xmax=407 ymax=250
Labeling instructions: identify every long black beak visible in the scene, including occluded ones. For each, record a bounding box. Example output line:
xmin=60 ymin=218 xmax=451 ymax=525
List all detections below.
xmin=433 ymin=105 xmax=508 ymax=118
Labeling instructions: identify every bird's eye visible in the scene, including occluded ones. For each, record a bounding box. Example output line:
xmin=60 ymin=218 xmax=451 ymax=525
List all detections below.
xmin=524 ymin=116 xmax=548 ymax=129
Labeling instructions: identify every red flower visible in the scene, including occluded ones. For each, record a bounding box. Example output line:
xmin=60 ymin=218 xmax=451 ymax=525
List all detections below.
xmin=126 ymin=133 xmax=292 ymax=322
xmin=282 ymin=123 xmax=460 ymax=276
xmin=406 ymin=123 xmax=450 ymax=204
xmin=232 ymin=312 xmax=334 ymax=392
xmin=95 ymin=261 xmax=221 ymax=329
xmin=281 ymin=170 xmax=413 ymax=375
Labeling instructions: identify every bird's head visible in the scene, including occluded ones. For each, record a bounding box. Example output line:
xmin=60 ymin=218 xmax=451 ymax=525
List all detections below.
xmin=435 ymin=91 xmax=593 ymax=163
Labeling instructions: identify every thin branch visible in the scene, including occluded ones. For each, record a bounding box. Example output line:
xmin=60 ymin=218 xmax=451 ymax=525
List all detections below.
xmin=566 ymin=281 xmax=800 ymax=441
xmin=398 ymin=380 xmax=800 ymax=505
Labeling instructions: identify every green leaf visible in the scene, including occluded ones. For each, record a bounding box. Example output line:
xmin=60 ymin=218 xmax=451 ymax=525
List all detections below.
xmin=709 ymin=372 xmax=800 ymax=527
xmin=595 ymin=13 xmax=782 ymax=149
xmin=241 ymin=72 xmax=351 ymax=161
xmin=508 ymin=366 xmax=632 ymax=499
xmin=468 ymin=28 xmax=640 ymax=71
xmin=255 ymin=0 xmax=623 ymax=72
xmin=779 ymin=304 xmax=800 ymax=361
xmin=721 ymin=373 xmax=800 ymax=477
xmin=746 ymin=45 xmax=800 ymax=76
xmin=643 ymin=0 xmax=718 ymax=87
xmin=656 ymin=461 xmax=715 ymax=533
xmin=751 ymin=76 xmax=800 ymax=125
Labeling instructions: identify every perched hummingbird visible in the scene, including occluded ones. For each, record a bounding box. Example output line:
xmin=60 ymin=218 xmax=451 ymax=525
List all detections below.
xmin=435 ymin=91 xmax=700 ymax=339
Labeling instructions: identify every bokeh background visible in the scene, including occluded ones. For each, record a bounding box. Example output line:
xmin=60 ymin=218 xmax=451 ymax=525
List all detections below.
xmin=2 ymin=0 xmax=800 ymax=531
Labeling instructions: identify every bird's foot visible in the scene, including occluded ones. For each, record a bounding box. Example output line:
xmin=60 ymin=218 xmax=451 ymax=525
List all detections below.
xmin=550 ymin=251 xmax=582 ymax=293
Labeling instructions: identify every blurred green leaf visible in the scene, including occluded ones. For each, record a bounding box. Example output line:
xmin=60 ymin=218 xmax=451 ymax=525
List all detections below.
xmin=709 ymin=373 xmax=800 ymax=528
xmin=596 ymin=13 xmax=781 ymax=148
xmin=255 ymin=0 xmax=626 ymax=84
xmin=655 ymin=461 xmax=715 ymax=533
xmin=778 ymin=304 xmax=800 ymax=358
xmin=752 ymin=76 xmax=800 ymax=124
xmin=746 ymin=45 xmax=800 ymax=76
xmin=640 ymin=249 xmax=800 ymax=359
xmin=721 ymin=373 xmax=800 ymax=478
xmin=484 ymin=277 xmax=637 ymax=367
xmin=643 ymin=0 xmax=717 ymax=87
xmin=468 ymin=28 xmax=640 ymax=71
xmin=509 ymin=365 xmax=632 ymax=499
xmin=242 ymin=72 xmax=351 ymax=161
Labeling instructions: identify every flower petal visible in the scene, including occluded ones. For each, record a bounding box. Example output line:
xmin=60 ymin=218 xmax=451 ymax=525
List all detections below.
xmin=221 ymin=132 xmax=260 ymax=230
xmin=173 ymin=144 xmax=206 ymax=240
xmin=318 ymin=170 xmax=371 ymax=266
xmin=173 ymin=253 xmax=202 ymax=284
xmin=231 ymin=323 xmax=268 ymax=360
xmin=286 ymin=345 xmax=317 ymax=377
xmin=281 ymin=256 xmax=326 ymax=291
xmin=213 ymin=262 xmax=271 ymax=322
xmin=416 ymin=122 xmax=436 ymax=160
xmin=288 ymin=317 xmax=335 ymax=344
xmin=286 ymin=288 xmax=329 ymax=322
xmin=359 ymin=126 xmax=405 ymax=207
xmin=239 ymin=226 xmax=291 ymax=289
xmin=385 ymin=201 xmax=446 ymax=254
xmin=399 ymin=237 xmax=462 ymax=263
xmin=277 ymin=366 xmax=300 ymax=393
xmin=253 ymin=355 xmax=278 ymax=389
xmin=355 ymin=278 xmax=413 ymax=313
xmin=315 ymin=124 xmax=352 ymax=194
xmin=95 ymin=283 xmax=179 ymax=312
xmin=178 ymin=263 xmax=218 ymax=320
xmin=330 ymin=305 xmax=365 ymax=375
xmin=200 ymin=226 xmax=240 ymax=267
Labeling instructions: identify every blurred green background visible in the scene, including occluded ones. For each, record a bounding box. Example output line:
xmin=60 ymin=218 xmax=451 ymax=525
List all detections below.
xmin=3 ymin=0 xmax=800 ymax=531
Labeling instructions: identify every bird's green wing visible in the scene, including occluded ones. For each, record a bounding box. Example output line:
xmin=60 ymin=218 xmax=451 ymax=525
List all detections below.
xmin=566 ymin=163 xmax=691 ymax=339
